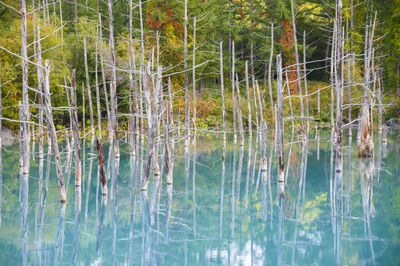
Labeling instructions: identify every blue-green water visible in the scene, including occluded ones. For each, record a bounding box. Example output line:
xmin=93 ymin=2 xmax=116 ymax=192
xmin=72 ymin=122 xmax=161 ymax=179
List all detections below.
xmin=0 ymin=130 xmax=399 ymax=265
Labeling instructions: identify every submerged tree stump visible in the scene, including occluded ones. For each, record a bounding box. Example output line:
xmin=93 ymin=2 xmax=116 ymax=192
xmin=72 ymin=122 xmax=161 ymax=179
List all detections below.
xmin=96 ymin=138 xmax=107 ymax=196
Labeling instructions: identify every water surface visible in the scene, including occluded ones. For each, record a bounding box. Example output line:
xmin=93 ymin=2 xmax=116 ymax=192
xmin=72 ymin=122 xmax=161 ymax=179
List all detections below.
xmin=0 ymin=129 xmax=399 ymax=265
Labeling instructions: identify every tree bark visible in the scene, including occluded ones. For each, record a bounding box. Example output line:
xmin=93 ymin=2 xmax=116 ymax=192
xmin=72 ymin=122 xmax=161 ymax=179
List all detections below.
xmin=43 ymin=61 xmax=67 ymax=203
xmin=71 ymin=70 xmax=82 ymax=188
xmin=276 ymin=54 xmax=285 ymax=194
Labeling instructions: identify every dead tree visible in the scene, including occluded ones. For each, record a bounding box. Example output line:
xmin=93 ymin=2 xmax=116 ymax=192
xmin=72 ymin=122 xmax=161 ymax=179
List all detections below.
xmin=235 ymin=74 xmax=245 ymax=146
xmin=43 ymin=60 xmax=67 ymax=203
xmin=84 ymin=38 xmax=95 ymax=138
xmin=245 ymin=61 xmax=252 ymax=136
xmin=358 ymin=99 xmax=374 ymax=157
xmin=335 ymin=0 xmax=344 ymax=173
xmin=268 ymin=22 xmax=274 ymax=112
xmin=232 ymin=41 xmax=237 ymax=143
xmin=184 ymin=0 xmax=190 ymax=147
xmin=20 ymin=0 xmax=31 ymax=210
xmin=192 ymin=16 xmax=197 ymax=135
xmin=276 ymin=54 xmax=285 ymax=194
xmin=220 ymin=41 xmax=226 ymax=142
xmin=290 ymin=0 xmax=305 ymax=128
xmin=71 ymin=70 xmax=82 ymax=187
xmin=108 ymin=0 xmax=120 ymax=157
xmin=96 ymin=138 xmax=107 ymax=195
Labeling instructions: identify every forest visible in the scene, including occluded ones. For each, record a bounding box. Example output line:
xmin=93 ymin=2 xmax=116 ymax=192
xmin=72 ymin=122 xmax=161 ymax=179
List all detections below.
xmin=0 ymin=0 xmax=400 ymax=265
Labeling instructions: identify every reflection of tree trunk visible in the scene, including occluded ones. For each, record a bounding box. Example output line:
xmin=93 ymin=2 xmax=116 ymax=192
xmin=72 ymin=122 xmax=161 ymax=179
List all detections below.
xmin=20 ymin=158 xmax=29 ymax=266
xmin=192 ymin=134 xmax=197 ymax=237
xmin=277 ymin=193 xmax=284 ymax=266
xmin=165 ymin=185 xmax=173 ymax=244
xmin=334 ymin=162 xmax=343 ymax=265
xmin=52 ymin=204 xmax=66 ymax=265
xmin=236 ymin=145 xmax=244 ymax=205
xmin=128 ymin=152 xmax=137 ymax=265
xmin=84 ymin=136 xmax=95 ymax=227
xmin=37 ymin=140 xmax=51 ymax=264
xmin=231 ymin=142 xmax=237 ymax=237
xmin=245 ymin=137 xmax=252 ymax=210
xmin=72 ymin=187 xmax=81 ymax=265
xmin=219 ymin=140 xmax=226 ymax=239
xmin=96 ymin=196 xmax=107 ymax=255
xmin=360 ymin=158 xmax=375 ymax=263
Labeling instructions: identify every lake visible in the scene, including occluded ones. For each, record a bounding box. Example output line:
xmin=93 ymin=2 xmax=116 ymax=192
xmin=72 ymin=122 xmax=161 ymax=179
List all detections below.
xmin=0 ymin=129 xmax=399 ymax=265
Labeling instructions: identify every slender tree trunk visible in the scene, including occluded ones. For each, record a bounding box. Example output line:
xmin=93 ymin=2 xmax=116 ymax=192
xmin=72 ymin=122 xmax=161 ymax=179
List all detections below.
xmin=184 ymin=0 xmax=190 ymax=147
xmin=43 ymin=61 xmax=67 ymax=202
xmin=84 ymin=38 xmax=95 ymax=139
xmin=330 ymin=20 xmax=336 ymax=128
xmin=129 ymin=0 xmax=136 ymax=156
xmin=303 ymin=31 xmax=309 ymax=132
xmin=290 ymin=0 xmax=304 ymax=127
xmin=141 ymin=65 xmax=161 ymax=191
xmin=276 ymin=54 xmax=285 ymax=194
xmin=20 ymin=3 xmax=31 ymax=260
xmin=232 ymin=41 xmax=237 ymax=143
xmin=245 ymin=61 xmax=252 ymax=136
xmin=95 ymin=23 xmax=102 ymax=139
xmin=220 ymin=42 xmax=226 ymax=142
xmin=98 ymin=14 xmax=111 ymax=139
xmin=335 ymin=0 xmax=344 ymax=175
xmin=71 ymin=70 xmax=82 ymax=188
xmin=268 ymin=22 xmax=274 ymax=112
xmin=235 ymin=74 xmax=245 ymax=146
xmin=192 ymin=16 xmax=197 ymax=136
xmin=96 ymin=138 xmax=107 ymax=195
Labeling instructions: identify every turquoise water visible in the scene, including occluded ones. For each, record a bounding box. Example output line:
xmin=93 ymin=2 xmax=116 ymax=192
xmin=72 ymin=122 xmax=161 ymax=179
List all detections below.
xmin=0 ymin=129 xmax=399 ymax=265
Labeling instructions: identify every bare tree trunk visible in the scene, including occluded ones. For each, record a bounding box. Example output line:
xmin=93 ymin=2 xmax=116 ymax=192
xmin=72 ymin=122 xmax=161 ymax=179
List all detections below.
xmin=220 ymin=41 xmax=226 ymax=142
xmin=95 ymin=23 xmax=102 ymax=139
xmin=192 ymin=16 xmax=197 ymax=136
xmin=167 ymin=77 xmax=175 ymax=163
xmin=378 ymin=68 xmax=383 ymax=132
xmin=268 ymin=22 xmax=274 ymax=112
xmin=245 ymin=61 xmax=252 ymax=136
xmin=43 ymin=61 xmax=67 ymax=203
xmin=335 ymin=0 xmax=344 ymax=175
xmin=235 ymin=74 xmax=245 ymax=146
xmin=232 ymin=41 xmax=237 ymax=143
xmin=19 ymin=5 xmax=31 ymax=258
xmin=290 ymin=0 xmax=304 ymax=127
xmin=84 ymin=38 xmax=95 ymax=139
xmin=358 ymin=99 xmax=374 ymax=157
xmin=71 ymin=70 xmax=82 ymax=188
xmin=164 ymin=122 xmax=173 ymax=185
xmin=141 ymin=65 xmax=161 ymax=191
xmin=20 ymin=0 xmax=31 ymax=198
xmin=128 ymin=0 xmax=137 ymax=156
xmin=98 ymin=14 xmax=111 ymax=139
xmin=184 ymin=0 xmax=190 ymax=147
xmin=276 ymin=54 xmax=285 ymax=195
xmin=330 ymin=19 xmax=336 ymax=128
xmin=252 ymin=75 xmax=259 ymax=134
xmin=303 ymin=31 xmax=309 ymax=132
xmin=108 ymin=0 xmax=117 ymax=139
xmin=96 ymin=138 xmax=107 ymax=195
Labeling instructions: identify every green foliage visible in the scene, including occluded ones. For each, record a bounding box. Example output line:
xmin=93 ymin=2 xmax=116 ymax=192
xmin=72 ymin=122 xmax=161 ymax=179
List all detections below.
xmin=0 ymin=16 xmax=68 ymax=129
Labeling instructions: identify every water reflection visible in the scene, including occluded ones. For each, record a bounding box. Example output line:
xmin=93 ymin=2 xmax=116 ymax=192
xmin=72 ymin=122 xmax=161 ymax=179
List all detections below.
xmin=0 ymin=129 xmax=398 ymax=264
